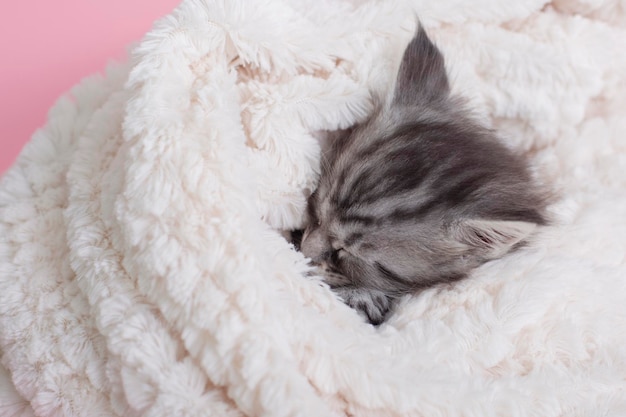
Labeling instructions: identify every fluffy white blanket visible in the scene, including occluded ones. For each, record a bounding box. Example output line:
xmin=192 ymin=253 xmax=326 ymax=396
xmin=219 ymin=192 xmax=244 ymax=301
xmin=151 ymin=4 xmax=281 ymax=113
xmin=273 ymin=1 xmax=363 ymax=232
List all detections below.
xmin=2 ymin=0 xmax=626 ymax=415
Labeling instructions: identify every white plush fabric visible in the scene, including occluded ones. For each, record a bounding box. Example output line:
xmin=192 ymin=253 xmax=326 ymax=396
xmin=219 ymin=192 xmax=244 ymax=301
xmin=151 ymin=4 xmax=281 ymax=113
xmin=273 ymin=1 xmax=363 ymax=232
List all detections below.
xmin=1 ymin=0 xmax=626 ymax=415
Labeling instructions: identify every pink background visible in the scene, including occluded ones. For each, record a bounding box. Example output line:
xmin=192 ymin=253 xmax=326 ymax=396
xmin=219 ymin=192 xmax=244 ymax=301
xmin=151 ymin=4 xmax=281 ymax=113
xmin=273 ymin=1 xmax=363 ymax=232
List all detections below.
xmin=0 ymin=0 xmax=180 ymax=173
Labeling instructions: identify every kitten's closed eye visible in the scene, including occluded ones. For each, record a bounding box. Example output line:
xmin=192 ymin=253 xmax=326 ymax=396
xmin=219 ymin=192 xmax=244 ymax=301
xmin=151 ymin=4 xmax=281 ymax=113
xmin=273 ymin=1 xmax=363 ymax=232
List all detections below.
xmin=329 ymin=248 xmax=344 ymax=265
xmin=298 ymin=25 xmax=549 ymax=325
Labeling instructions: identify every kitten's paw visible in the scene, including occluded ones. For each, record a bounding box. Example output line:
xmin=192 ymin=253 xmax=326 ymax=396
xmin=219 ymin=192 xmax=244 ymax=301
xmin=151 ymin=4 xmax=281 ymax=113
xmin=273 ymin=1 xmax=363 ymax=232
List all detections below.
xmin=333 ymin=287 xmax=391 ymax=325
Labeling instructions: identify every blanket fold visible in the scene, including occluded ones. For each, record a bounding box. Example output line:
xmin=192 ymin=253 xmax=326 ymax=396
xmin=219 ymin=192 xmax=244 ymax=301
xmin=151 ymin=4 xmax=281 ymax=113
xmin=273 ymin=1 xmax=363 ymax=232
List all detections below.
xmin=2 ymin=0 xmax=626 ymax=416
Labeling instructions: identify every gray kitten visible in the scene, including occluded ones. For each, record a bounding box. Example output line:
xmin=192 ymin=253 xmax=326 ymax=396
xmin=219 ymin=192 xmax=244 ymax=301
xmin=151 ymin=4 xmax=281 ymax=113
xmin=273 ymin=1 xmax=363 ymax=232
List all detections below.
xmin=297 ymin=27 xmax=548 ymax=325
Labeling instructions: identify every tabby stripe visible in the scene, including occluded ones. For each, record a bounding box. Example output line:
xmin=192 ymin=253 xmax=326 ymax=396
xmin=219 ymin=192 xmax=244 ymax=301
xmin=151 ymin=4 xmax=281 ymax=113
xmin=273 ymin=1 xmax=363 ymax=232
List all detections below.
xmin=339 ymin=214 xmax=376 ymax=225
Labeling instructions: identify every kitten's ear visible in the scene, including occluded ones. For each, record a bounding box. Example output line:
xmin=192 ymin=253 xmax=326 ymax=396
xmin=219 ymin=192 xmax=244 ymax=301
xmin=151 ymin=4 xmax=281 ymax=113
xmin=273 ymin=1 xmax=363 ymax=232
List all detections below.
xmin=454 ymin=219 xmax=537 ymax=259
xmin=393 ymin=25 xmax=450 ymax=107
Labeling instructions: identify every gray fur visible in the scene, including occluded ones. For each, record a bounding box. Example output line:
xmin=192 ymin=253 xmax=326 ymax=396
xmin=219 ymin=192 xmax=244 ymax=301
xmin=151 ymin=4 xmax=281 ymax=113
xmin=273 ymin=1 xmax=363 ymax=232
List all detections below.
xmin=298 ymin=27 xmax=549 ymax=325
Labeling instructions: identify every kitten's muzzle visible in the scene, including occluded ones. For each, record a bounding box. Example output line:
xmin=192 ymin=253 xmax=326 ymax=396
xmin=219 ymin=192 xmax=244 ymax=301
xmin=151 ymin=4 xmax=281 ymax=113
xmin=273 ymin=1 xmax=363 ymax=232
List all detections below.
xmin=299 ymin=227 xmax=327 ymax=263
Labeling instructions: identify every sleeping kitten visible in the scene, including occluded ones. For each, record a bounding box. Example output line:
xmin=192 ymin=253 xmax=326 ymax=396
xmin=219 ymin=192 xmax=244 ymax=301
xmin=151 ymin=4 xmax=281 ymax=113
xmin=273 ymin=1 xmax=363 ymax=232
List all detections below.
xmin=298 ymin=26 xmax=548 ymax=325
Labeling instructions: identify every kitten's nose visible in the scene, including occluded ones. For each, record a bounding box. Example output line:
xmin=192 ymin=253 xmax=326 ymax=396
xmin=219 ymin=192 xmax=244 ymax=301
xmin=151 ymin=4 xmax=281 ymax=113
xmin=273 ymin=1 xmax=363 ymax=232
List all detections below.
xmin=300 ymin=228 xmax=326 ymax=263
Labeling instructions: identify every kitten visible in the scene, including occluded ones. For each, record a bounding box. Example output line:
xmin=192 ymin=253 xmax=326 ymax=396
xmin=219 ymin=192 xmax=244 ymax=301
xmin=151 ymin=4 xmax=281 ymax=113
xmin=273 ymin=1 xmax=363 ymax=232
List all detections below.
xmin=298 ymin=26 xmax=549 ymax=325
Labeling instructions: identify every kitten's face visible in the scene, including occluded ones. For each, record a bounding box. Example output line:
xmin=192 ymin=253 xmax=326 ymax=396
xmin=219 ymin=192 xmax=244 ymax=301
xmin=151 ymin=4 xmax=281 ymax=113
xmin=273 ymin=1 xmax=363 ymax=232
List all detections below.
xmin=299 ymin=26 xmax=547 ymax=321
xmin=299 ymin=119 xmax=540 ymax=295
xmin=301 ymin=188 xmax=476 ymax=293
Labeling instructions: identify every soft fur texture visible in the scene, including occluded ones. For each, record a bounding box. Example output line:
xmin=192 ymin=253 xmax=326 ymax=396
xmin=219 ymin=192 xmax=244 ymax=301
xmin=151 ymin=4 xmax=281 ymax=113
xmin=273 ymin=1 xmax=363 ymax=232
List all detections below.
xmin=300 ymin=27 xmax=549 ymax=325
xmin=1 ymin=0 xmax=626 ymax=416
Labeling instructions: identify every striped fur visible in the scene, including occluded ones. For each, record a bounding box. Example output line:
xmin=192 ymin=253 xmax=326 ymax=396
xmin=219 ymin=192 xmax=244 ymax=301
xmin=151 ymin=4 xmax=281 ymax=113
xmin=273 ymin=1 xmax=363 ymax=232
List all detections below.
xmin=299 ymin=27 xmax=549 ymax=325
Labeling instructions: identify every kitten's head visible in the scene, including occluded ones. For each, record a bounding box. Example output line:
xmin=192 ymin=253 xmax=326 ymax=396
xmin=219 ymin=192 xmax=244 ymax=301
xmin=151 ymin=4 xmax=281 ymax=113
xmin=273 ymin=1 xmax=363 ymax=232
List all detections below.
xmin=300 ymin=26 xmax=548 ymax=295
